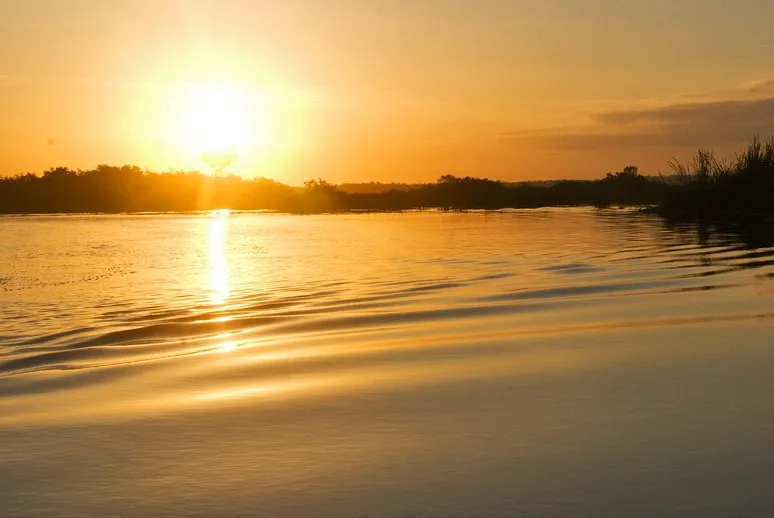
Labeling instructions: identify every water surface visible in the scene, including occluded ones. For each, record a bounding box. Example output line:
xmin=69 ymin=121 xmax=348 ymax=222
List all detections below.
xmin=2 ymin=209 xmax=774 ymax=517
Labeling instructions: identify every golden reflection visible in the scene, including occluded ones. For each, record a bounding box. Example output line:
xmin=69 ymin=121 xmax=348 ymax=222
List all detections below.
xmin=208 ymin=211 xmax=230 ymax=305
xmin=192 ymin=382 xmax=296 ymax=403
xmin=217 ymin=341 xmax=239 ymax=353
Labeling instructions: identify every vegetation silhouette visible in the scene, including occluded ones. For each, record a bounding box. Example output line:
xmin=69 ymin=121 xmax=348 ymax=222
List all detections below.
xmin=1 ymin=137 xmax=772 ymax=216
xmin=657 ymin=136 xmax=774 ymax=219
xmin=0 ymin=166 xmax=667 ymax=214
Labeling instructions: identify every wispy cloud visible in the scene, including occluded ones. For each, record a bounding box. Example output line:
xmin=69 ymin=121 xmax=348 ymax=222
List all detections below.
xmin=502 ymin=80 xmax=774 ymax=152
xmin=745 ymin=78 xmax=774 ymax=94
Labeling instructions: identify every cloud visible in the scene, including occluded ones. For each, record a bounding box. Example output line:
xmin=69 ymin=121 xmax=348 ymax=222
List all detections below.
xmin=593 ymin=97 xmax=774 ymax=129
xmin=503 ymin=82 xmax=774 ymax=153
xmin=745 ymin=79 xmax=774 ymax=94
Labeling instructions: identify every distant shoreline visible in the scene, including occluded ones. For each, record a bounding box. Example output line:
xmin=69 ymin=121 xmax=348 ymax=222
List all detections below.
xmin=2 ymin=138 xmax=772 ymax=219
xmin=0 ymin=206 xmax=652 ymax=218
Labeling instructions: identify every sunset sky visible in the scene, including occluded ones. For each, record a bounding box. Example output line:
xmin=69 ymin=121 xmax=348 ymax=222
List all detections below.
xmin=2 ymin=0 xmax=773 ymax=183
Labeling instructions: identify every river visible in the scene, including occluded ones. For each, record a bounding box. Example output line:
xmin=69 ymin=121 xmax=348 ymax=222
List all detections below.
xmin=2 ymin=208 xmax=774 ymax=517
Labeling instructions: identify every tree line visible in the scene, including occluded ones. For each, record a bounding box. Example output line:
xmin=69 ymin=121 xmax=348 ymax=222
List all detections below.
xmin=1 ymin=137 xmax=772 ymax=216
xmin=0 ymin=165 xmax=666 ymax=214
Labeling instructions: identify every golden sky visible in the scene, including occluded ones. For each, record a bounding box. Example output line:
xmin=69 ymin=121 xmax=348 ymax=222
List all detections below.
xmin=1 ymin=0 xmax=774 ymax=183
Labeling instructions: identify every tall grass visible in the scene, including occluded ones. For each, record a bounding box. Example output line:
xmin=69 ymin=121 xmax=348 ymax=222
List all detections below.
xmin=661 ymin=136 xmax=774 ymax=216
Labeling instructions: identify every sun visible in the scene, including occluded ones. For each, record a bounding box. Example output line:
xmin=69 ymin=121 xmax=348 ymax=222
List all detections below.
xmin=178 ymin=82 xmax=271 ymax=172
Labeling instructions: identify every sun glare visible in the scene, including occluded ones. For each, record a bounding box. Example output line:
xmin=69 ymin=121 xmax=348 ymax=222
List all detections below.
xmin=176 ymin=82 xmax=272 ymax=172
xmin=208 ymin=213 xmax=230 ymax=305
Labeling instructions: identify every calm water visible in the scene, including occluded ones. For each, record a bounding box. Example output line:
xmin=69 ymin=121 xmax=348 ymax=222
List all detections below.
xmin=2 ymin=209 xmax=774 ymax=517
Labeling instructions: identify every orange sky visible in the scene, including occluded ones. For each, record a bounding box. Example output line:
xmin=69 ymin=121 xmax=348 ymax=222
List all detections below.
xmin=2 ymin=0 xmax=774 ymax=183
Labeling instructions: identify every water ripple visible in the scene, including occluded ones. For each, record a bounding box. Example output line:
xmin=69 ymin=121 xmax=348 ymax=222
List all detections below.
xmin=1 ymin=210 xmax=773 ymax=424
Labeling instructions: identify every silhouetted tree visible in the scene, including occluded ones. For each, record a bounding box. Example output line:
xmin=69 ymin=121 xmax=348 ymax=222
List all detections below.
xmin=2 ymin=137 xmax=773 ymax=215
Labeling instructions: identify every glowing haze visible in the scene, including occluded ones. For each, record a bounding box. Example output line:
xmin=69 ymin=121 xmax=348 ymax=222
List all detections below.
xmin=1 ymin=0 xmax=773 ymax=183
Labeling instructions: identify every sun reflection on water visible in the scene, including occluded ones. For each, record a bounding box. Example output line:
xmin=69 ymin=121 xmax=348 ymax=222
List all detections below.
xmin=217 ymin=341 xmax=239 ymax=353
xmin=208 ymin=211 xmax=230 ymax=305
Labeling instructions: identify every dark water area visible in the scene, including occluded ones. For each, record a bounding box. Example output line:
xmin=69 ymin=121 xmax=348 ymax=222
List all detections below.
xmin=2 ymin=209 xmax=774 ymax=517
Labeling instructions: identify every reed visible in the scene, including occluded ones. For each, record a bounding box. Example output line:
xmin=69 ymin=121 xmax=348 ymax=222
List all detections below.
xmin=659 ymin=136 xmax=774 ymax=217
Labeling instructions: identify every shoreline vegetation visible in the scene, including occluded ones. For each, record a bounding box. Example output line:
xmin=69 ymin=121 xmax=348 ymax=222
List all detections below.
xmin=1 ymin=138 xmax=772 ymax=219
